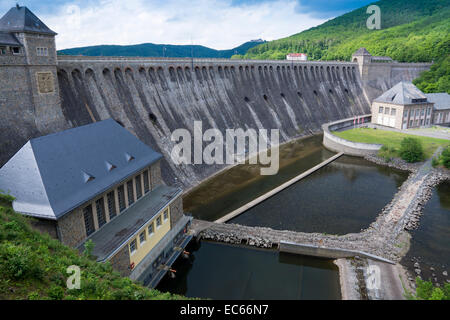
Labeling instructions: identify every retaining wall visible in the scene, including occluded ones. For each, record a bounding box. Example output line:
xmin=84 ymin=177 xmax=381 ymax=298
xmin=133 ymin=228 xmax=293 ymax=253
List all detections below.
xmin=322 ymin=115 xmax=382 ymax=156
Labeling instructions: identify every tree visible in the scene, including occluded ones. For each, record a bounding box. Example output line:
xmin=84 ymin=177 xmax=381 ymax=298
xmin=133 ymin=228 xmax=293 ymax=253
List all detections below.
xmin=399 ymin=137 xmax=424 ymax=163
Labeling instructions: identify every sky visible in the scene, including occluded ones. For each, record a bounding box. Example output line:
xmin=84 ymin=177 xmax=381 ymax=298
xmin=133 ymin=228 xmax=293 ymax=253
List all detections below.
xmin=0 ymin=0 xmax=374 ymax=50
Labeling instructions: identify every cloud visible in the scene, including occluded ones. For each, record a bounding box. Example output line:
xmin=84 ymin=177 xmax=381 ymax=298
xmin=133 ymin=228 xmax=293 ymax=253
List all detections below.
xmin=35 ymin=0 xmax=327 ymax=50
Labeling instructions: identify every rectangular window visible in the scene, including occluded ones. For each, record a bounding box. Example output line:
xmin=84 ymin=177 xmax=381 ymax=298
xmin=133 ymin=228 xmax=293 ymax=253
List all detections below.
xmin=139 ymin=231 xmax=146 ymax=244
xmin=379 ymin=106 xmax=383 ymax=113
xmin=129 ymin=239 xmax=137 ymax=254
xmin=107 ymin=191 xmax=117 ymax=219
xmin=12 ymin=47 xmax=20 ymax=54
xmin=0 ymin=46 xmax=6 ymax=55
xmin=127 ymin=180 xmax=134 ymax=205
xmin=404 ymin=110 xmax=409 ymax=119
xmin=410 ymin=120 xmax=413 ymax=127
xmin=415 ymin=109 xmax=419 ymax=117
xmin=427 ymin=107 xmax=431 ymax=116
xmin=384 ymin=107 xmax=390 ymax=115
xmin=148 ymin=223 xmax=154 ymax=235
xmin=95 ymin=198 xmax=106 ymax=228
xmin=143 ymin=170 xmax=150 ymax=193
xmin=36 ymin=47 xmax=48 ymax=56
xmin=118 ymin=185 xmax=126 ymax=212
xmin=391 ymin=108 xmax=396 ymax=116
xmin=135 ymin=175 xmax=142 ymax=199
xmin=421 ymin=109 xmax=425 ymax=116
xmin=156 ymin=216 xmax=162 ymax=227
xmin=83 ymin=205 xmax=95 ymax=236
xmin=426 ymin=119 xmax=430 ymax=125
xmin=163 ymin=209 xmax=169 ymax=221
xmin=420 ymin=119 xmax=424 ymax=126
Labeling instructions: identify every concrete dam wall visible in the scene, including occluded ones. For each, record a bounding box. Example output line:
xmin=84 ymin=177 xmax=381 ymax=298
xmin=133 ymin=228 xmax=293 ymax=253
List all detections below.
xmin=55 ymin=58 xmax=370 ymax=187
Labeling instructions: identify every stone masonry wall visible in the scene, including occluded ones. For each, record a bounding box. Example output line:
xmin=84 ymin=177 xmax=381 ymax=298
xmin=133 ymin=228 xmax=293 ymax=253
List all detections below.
xmin=169 ymin=195 xmax=184 ymax=229
xmin=57 ymin=208 xmax=87 ymax=247
xmin=109 ymin=245 xmax=132 ymax=277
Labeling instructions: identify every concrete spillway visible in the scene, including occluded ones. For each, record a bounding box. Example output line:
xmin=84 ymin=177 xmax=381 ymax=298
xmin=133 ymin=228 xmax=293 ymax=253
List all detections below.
xmin=56 ymin=58 xmax=370 ymax=187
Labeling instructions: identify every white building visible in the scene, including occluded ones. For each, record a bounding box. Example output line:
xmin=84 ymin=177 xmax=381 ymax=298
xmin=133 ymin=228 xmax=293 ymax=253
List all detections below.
xmin=286 ymin=53 xmax=307 ymax=61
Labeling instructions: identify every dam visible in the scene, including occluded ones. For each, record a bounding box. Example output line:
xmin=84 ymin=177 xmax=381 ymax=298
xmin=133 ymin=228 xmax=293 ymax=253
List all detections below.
xmin=1 ymin=44 xmax=430 ymax=188
xmin=55 ymin=57 xmax=368 ymax=187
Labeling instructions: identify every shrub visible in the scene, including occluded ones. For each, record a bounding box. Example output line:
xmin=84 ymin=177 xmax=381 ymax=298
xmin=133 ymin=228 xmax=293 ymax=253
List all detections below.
xmin=409 ymin=277 xmax=450 ymax=300
xmin=0 ymin=243 xmax=42 ymax=279
xmin=441 ymin=146 xmax=450 ymax=168
xmin=399 ymin=137 xmax=424 ymax=163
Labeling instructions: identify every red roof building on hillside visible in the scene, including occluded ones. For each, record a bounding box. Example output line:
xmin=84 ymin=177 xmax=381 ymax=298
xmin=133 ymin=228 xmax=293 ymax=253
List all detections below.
xmin=286 ymin=53 xmax=307 ymax=61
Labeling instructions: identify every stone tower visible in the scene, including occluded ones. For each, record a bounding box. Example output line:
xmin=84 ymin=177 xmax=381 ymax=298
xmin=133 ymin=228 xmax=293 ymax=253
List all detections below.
xmin=0 ymin=5 xmax=67 ymax=143
xmin=351 ymin=47 xmax=372 ymax=78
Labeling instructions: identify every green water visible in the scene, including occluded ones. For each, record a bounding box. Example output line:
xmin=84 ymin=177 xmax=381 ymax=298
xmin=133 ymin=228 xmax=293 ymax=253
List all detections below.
xmin=157 ymin=241 xmax=341 ymax=300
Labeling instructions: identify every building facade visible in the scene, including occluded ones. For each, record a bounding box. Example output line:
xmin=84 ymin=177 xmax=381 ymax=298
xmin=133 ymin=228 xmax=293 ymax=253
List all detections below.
xmin=371 ymin=81 xmax=449 ymax=130
xmin=286 ymin=53 xmax=307 ymax=61
xmin=0 ymin=119 xmax=192 ymax=287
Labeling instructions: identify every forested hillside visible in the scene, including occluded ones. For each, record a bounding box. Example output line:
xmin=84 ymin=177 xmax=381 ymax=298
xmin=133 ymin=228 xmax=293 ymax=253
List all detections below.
xmin=236 ymin=0 xmax=449 ymax=93
xmin=58 ymin=40 xmax=265 ymax=58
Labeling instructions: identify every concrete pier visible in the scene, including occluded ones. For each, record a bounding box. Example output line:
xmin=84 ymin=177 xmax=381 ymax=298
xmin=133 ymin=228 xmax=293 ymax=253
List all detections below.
xmin=215 ymin=152 xmax=344 ymax=223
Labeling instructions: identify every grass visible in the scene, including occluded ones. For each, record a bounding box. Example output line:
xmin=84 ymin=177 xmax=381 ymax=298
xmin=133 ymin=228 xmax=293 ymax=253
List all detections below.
xmin=333 ymin=128 xmax=450 ymax=159
xmin=0 ymin=193 xmax=189 ymax=300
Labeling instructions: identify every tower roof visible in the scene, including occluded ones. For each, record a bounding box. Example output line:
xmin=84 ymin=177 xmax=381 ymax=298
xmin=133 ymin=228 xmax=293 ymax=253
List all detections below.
xmin=0 ymin=119 xmax=162 ymax=220
xmin=353 ymin=47 xmax=371 ymax=56
xmin=374 ymin=81 xmax=429 ymax=105
xmin=0 ymin=5 xmax=56 ymax=35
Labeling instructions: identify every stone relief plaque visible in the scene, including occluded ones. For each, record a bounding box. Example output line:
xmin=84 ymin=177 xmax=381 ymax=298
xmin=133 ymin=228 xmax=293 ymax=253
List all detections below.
xmin=36 ymin=72 xmax=54 ymax=94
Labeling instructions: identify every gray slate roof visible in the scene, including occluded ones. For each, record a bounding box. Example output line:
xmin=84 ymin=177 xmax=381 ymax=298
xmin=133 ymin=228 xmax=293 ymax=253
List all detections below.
xmin=0 ymin=31 xmax=21 ymax=46
xmin=374 ymin=81 xmax=429 ymax=105
xmin=425 ymin=93 xmax=450 ymax=111
xmin=79 ymin=184 xmax=182 ymax=262
xmin=0 ymin=5 xmax=56 ymax=35
xmin=0 ymin=119 xmax=162 ymax=220
xmin=354 ymin=47 xmax=371 ymax=56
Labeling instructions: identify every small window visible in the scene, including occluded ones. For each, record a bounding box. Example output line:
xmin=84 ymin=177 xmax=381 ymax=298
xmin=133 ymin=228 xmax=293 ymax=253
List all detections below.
xmin=96 ymin=198 xmax=106 ymax=228
xmin=384 ymin=107 xmax=390 ymax=115
xmin=404 ymin=110 xmax=409 ymax=118
xmin=427 ymin=107 xmax=431 ymax=115
xmin=156 ymin=216 xmax=162 ymax=227
xmin=379 ymin=106 xmax=383 ymax=113
xmin=139 ymin=231 xmax=146 ymax=244
xmin=127 ymin=180 xmax=134 ymax=206
xmin=415 ymin=109 xmax=419 ymax=117
xmin=420 ymin=119 xmax=424 ymax=126
xmin=118 ymin=185 xmax=126 ymax=212
xmin=409 ymin=120 xmax=413 ymax=127
xmin=129 ymin=239 xmax=137 ymax=254
xmin=163 ymin=209 xmax=169 ymax=221
xmin=36 ymin=47 xmax=48 ymax=56
xmin=421 ymin=109 xmax=425 ymax=116
xmin=135 ymin=175 xmax=142 ymax=199
xmin=83 ymin=205 xmax=95 ymax=236
xmin=0 ymin=46 xmax=6 ymax=55
xmin=148 ymin=223 xmax=154 ymax=235
xmin=143 ymin=170 xmax=150 ymax=193
xmin=391 ymin=108 xmax=396 ymax=116
xmin=107 ymin=191 xmax=117 ymax=219
xmin=12 ymin=47 xmax=20 ymax=54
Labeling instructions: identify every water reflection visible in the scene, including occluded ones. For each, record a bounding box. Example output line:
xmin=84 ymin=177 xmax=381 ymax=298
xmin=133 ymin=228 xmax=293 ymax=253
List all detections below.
xmin=184 ymin=135 xmax=335 ymax=221
xmin=231 ymin=155 xmax=408 ymax=234
xmin=402 ymin=182 xmax=450 ymax=284
xmin=157 ymin=241 xmax=341 ymax=300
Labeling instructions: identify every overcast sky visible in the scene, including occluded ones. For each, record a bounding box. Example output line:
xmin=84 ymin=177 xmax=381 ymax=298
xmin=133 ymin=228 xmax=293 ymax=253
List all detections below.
xmin=0 ymin=0 xmax=374 ymax=50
